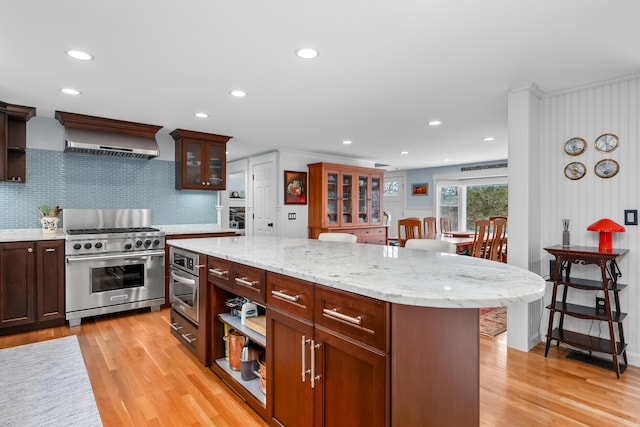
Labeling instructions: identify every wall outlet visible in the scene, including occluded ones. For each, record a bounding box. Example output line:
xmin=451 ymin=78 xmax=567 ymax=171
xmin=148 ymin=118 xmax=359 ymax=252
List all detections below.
xmin=288 ymin=213 xmax=296 ymax=220
xmin=596 ymin=297 xmax=606 ymax=313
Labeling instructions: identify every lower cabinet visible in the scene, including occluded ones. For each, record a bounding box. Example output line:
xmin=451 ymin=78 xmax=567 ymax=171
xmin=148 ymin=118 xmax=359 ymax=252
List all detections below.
xmin=0 ymin=240 xmax=65 ymax=332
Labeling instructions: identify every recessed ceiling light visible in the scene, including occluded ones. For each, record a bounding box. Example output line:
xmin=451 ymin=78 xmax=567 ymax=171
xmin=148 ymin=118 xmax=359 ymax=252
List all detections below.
xmin=342 ymin=140 xmax=352 ymax=145
xmin=428 ymin=120 xmax=442 ymax=126
xmin=443 ymin=158 xmax=451 ymax=162
xmin=194 ymin=112 xmax=209 ymax=118
xmin=60 ymin=88 xmax=81 ymax=95
xmin=295 ymin=48 xmax=319 ymax=59
xmin=400 ymin=151 xmax=409 ymax=155
xmin=65 ymin=50 xmax=93 ymax=61
xmin=483 ymin=137 xmax=495 ymax=142
xmin=230 ymin=90 xmax=247 ymax=97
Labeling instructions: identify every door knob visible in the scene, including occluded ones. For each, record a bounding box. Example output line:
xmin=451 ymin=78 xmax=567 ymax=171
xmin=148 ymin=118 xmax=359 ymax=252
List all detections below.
xmin=268 ymin=223 xmax=274 ymax=227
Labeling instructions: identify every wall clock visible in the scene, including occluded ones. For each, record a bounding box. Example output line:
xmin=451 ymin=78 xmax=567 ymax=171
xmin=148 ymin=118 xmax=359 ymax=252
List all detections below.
xmin=595 ymin=133 xmax=619 ymax=153
xmin=564 ymin=137 xmax=586 ymax=156
xmin=564 ymin=162 xmax=586 ymax=180
xmin=594 ymin=159 xmax=619 ymax=178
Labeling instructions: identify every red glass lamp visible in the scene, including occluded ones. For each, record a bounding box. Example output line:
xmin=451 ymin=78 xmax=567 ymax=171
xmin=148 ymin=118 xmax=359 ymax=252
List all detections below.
xmin=587 ymin=218 xmax=625 ymax=252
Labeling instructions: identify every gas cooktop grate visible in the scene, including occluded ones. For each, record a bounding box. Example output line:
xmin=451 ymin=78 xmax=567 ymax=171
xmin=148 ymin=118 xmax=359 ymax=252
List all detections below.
xmin=66 ymin=227 xmax=161 ymax=235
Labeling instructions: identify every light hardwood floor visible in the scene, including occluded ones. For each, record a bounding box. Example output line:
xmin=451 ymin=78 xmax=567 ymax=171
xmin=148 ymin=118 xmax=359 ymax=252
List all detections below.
xmin=1 ymin=308 xmax=639 ymax=426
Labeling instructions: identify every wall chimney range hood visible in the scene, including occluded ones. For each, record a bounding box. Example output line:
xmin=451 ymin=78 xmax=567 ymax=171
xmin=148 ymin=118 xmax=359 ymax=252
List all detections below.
xmin=55 ymin=111 xmax=162 ymax=159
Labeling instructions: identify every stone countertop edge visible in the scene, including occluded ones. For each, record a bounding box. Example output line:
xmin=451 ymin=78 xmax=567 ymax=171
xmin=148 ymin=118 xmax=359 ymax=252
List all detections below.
xmin=0 ymin=224 xmax=236 ymax=243
xmin=167 ymin=235 xmax=546 ymax=309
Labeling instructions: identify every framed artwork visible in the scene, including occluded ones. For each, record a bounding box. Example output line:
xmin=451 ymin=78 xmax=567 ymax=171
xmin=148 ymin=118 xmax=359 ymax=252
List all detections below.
xmin=284 ymin=170 xmax=307 ymax=204
xmin=411 ymin=183 xmax=428 ymax=196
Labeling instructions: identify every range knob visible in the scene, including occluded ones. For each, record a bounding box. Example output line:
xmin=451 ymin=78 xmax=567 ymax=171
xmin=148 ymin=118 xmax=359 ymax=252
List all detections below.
xmin=135 ymin=240 xmax=143 ymax=247
xmin=95 ymin=242 xmax=103 ymax=249
xmin=124 ymin=243 xmax=132 ymax=250
xmin=84 ymin=243 xmax=92 ymax=249
xmin=144 ymin=240 xmax=152 ymax=247
xmin=153 ymin=239 xmax=160 ymax=246
xmin=73 ymin=243 xmax=82 ymax=250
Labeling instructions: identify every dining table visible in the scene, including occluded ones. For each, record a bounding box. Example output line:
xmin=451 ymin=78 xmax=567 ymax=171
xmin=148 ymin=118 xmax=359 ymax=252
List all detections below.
xmin=439 ymin=234 xmax=475 ymax=253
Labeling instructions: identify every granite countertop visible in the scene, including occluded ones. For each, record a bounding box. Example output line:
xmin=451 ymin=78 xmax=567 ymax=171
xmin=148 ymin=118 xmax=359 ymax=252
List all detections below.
xmin=0 ymin=224 xmax=236 ymax=243
xmin=167 ymin=235 xmax=546 ymax=309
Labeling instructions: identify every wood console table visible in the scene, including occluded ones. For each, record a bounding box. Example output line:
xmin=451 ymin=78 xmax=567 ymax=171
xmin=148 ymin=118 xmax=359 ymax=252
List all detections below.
xmin=544 ymin=245 xmax=629 ymax=377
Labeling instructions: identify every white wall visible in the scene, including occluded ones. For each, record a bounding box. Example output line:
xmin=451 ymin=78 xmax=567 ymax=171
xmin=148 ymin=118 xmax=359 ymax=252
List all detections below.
xmin=532 ymin=74 xmax=640 ymax=364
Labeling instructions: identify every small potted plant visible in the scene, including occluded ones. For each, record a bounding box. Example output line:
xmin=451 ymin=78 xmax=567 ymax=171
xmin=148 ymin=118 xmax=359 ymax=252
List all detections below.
xmin=38 ymin=204 xmax=62 ymax=233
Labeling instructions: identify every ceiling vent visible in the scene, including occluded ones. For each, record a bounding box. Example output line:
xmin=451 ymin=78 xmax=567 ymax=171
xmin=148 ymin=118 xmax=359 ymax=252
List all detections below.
xmin=55 ymin=111 xmax=162 ymax=160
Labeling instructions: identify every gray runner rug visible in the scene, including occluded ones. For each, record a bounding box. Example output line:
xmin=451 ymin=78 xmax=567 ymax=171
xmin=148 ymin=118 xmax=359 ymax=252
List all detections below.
xmin=0 ymin=335 xmax=102 ymax=426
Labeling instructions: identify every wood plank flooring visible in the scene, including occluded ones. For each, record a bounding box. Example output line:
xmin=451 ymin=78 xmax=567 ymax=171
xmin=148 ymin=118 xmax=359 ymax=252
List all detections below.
xmin=1 ymin=308 xmax=640 ymax=426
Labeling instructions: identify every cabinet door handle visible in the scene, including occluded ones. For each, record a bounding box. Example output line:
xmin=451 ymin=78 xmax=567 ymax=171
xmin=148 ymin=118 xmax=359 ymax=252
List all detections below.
xmin=311 ymin=340 xmax=321 ymax=389
xmin=322 ymin=308 xmax=362 ymax=325
xmin=235 ymin=277 xmax=257 ymax=287
xmin=45 ymin=248 xmax=56 ymax=252
xmin=301 ymin=335 xmax=308 ymax=382
xmin=272 ymin=290 xmax=300 ymax=302
xmin=209 ymin=268 xmax=228 ymax=278
xmin=170 ymin=322 xmax=183 ymax=331
xmin=27 ymin=247 xmax=33 ymax=253
xmin=181 ymin=333 xmax=197 ymax=343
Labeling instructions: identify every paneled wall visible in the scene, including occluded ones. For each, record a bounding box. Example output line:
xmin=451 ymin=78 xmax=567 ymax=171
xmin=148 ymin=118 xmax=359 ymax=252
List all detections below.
xmin=538 ymin=75 xmax=640 ymax=363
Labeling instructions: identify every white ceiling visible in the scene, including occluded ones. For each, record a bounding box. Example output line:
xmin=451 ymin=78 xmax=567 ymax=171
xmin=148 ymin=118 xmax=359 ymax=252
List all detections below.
xmin=2 ymin=1 xmax=639 ymax=170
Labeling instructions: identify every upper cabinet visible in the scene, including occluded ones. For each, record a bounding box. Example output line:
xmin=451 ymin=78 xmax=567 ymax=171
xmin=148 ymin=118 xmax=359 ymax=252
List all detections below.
xmin=0 ymin=101 xmax=36 ymax=183
xmin=171 ymin=129 xmax=232 ymax=191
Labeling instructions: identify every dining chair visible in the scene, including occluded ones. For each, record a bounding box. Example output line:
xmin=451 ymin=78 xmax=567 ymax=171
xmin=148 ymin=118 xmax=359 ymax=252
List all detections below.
xmin=423 ymin=217 xmax=437 ymax=239
xmin=397 ymin=217 xmax=422 ymax=247
xmin=440 ymin=217 xmax=451 ymax=235
xmin=470 ymin=219 xmax=491 ymax=258
xmin=317 ymin=232 xmax=358 ymax=243
xmin=487 ymin=218 xmax=507 ymax=262
xmin=404 ymin=238 xmax=457 ymax=254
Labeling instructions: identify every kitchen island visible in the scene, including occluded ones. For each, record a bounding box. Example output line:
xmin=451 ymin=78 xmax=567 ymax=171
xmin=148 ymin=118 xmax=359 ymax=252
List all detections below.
xmin=168 ymin=235 xmax=545 ymax=426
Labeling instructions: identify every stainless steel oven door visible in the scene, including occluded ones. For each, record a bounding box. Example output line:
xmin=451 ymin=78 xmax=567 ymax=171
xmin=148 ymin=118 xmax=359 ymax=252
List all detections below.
xmin=66 ymin=250 xmax=165 ymax=320
xmin=169 ymin=267 xmax=199 ymax=324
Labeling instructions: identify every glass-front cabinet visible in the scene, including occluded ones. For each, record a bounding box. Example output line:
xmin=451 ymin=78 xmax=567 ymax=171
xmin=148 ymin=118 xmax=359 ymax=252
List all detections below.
xmin=170 ymin=129 xmax=232 ymax=191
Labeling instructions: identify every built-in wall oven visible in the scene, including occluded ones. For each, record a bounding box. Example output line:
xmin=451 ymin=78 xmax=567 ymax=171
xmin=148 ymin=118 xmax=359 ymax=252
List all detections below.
xmin=169 ymin=247 xmax=201 ymax=325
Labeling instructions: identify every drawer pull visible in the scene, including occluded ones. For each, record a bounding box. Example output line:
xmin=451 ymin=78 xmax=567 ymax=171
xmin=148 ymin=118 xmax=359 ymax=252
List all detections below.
xmin=272 ymin=290 xmax=300 ymax=302
xmin=170 ymin=322 xmax=183 ymax=331
xmin=235 ymin=277 xmax=257 ymax=287
xmin=181 ymin=333 xmax=197 ymax=344
xmin=45 ymin=248 xmax=57 ymax=252
xmin=209 ymin=268 xmax=228 ymax=277
xmin=322 ymin=308 xmax=362 ymax=325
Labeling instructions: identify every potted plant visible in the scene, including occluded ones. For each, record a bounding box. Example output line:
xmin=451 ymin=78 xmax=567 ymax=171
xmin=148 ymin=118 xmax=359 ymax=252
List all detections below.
xmin=38 ymin=204 xmax=62 ymax=233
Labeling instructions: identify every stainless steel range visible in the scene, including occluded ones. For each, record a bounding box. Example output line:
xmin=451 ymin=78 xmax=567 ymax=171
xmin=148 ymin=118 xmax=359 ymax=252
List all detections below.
xmin=63 ymin=208 xmax=165 ymax=326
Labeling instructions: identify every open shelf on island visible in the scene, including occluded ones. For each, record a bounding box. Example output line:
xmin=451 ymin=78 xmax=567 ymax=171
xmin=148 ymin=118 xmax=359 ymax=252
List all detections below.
xmin=213 ymin=357 xmax=266 ymax=406
xmin=218 ymin=312 xmax=266 ymax=347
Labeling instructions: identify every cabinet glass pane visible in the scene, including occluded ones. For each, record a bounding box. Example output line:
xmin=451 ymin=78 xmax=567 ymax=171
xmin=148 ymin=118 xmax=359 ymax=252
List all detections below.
xmin=358 ymin=175 xmax=368 ymax=223
xmin=371 ymin=176 xmax=381 ymax=223
xmin=185 ymin=142 xmax=202 ymax=185
xmin=207 ymin=143 xmax=224 ymax=185
xmin=327 ymin=173 xmax=338 ymax=224
xmin=342 ymin=174 xmax=353 ymax=224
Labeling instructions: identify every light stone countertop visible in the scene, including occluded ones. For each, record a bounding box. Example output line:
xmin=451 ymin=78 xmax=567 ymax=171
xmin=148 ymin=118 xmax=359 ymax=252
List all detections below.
xmin=167 ymin=235 xmax=546 ymax=309
xmin=158 ymin=224 xmax=238 ymax=235
xmin=0 ymin=228 xmax=65 ymax=242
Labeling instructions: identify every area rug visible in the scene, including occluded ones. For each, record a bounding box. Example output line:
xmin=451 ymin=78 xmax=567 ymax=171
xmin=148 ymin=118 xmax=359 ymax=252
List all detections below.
xmin=0 ymin=335 xmax=102 ymax=427
xmin=479 ymin=307 xmax=507 ymax=337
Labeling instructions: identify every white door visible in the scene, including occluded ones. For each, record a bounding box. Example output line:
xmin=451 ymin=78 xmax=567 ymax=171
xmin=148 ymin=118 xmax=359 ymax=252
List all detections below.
xmin=252 ymin=160 xmax=276 ymax=236
xmin=383 ymin=172 xmax=406 ymax=239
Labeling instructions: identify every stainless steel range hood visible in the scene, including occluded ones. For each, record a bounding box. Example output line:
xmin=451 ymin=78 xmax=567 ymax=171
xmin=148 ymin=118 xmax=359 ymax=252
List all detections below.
xmin=56 ymin=111 xmax=163 ymax=160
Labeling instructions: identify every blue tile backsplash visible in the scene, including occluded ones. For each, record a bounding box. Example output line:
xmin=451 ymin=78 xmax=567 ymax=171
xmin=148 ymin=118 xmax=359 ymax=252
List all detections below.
xmin=0 ymin=149 xmax=218 ymax=229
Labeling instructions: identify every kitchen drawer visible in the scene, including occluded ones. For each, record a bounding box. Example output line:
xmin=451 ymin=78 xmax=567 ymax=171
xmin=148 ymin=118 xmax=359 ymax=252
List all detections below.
xmin=170 ymin=309 xmax=201 ymax=356
xmin=314 ymin=285 xmax=389 ymax=352
xmin=208 ymin=256 xmax=233 ymax=291
xmin=266 ymin=272 xmax=313 ymax=321
xmin=233 ymin=263 xmax=266 ymax=304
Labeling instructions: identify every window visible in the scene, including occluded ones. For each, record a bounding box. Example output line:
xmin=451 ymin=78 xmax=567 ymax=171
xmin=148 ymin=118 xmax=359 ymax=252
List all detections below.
xmin=383 ymin=180 xmax=399 ymax=197
xmin=436 ymin=175 xmax=508 ymax=232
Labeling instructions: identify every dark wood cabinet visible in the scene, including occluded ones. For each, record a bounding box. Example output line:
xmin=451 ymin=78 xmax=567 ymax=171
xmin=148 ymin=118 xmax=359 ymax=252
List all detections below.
xmin=0 ymin=240 xmax=64 ymax=333
xmin=171 ymin=129 xmax=232 ymax=190
xmin=0 ymin=101 xmax=36 ymax=183
xmin=544 ymin=245 xmax=629 ymax=377
xmin=36 ymin=240 xmax=65 ymax=322
xmin=0 ymin=241 xmax=35 ymax=327
xmin=308 ymin=162 xmax=386 ymax=244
